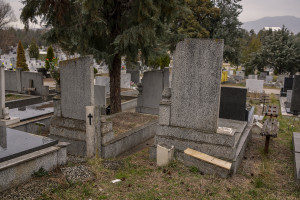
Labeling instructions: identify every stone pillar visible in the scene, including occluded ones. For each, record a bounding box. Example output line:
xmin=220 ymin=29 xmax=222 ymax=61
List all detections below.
xmin=86 ymin=105 xmax=101 ymax=158
xmin=0 ymin=126 xmax=7 ymax=149
xmin=0 ymin=65 xmax=4 ymax=119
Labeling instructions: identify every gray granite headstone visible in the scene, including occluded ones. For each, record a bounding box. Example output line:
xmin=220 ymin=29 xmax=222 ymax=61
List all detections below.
xmin=121 ymin=73 xmax=131 ymax=88
xmin=170 ymin=39 xmax=224 ymax=132
xmin=236 ymin=71 xmax=245 ymax=79
xmin=60 ymin=56 xmax=94 ymax=120
xmin=127 ymin=70 xmax=140 ymax=84
xmin=291 ymin=75 xmax=300 ymax=114
xmin=246 ymin=79 xmax=264 ymax=93
xmin=94 ymin=85 xmax=106 ymax=108
xmin=95 ymin=76 xmax=110 ymax=94
xmin=136 ymin=69 xmax=169 ymax=115
xmin=265 ymin=75 xmax=273 ymax=83
xmin=247 ymin=75 xmax=258 ymax=79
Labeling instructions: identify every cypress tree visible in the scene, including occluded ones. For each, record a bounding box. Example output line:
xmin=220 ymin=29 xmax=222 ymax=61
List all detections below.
xmin=16 ymin=40 xmax=29 ymax=71
xmin=29 ymin=39 xmax=39 ymax=59
xmin=45 ymin=46 xmax=54 ymax=71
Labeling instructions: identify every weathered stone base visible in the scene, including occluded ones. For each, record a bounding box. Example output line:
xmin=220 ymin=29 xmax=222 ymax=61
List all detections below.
xmin=155 ymin=118 xmax=253 ymax=177
xmin=136 ymin=107 xmax=159 ymax=115
xmin=101 ymin=120 xmax=158 ymax=158
xmin=49 ymin=117 xmax=86 ymax=156
xmin=0 ymin=117 xmax=20 ymax=126
xmin=8 ymin=114 xmax=51 ymax=135
xmin=0 ymin=142 xmax=68 ymax=192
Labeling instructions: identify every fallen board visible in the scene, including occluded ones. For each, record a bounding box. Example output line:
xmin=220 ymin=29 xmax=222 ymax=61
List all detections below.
xmin=184 ymin=148 xmax=232 ymax=170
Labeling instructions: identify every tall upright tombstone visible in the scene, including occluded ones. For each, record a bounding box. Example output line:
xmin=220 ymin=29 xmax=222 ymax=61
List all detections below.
xmin=281 ymin=77 xmax=294 ymax=96
xmin=50 ymin=56 xmax=99 ymax=156
xmin=156 ymin=39 xmax=252 ymax=178
xmin=136 ymin=68 xmax=169 ymax=115
xmin=291 ymin=75 xmax=300 ymax=115
xmin=169 ymin=40 xmax=222 ymax=132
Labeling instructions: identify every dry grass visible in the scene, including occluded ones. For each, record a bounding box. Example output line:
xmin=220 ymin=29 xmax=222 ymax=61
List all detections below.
xmin=107 ymin=112 xmax=158 ymax=136
xmin=2 ymin=95 xmax=300 ymax=200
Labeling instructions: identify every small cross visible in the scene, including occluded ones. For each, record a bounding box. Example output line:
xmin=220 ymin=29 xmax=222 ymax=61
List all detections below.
xmin=88 ymin=113 xmax=93 ymax=125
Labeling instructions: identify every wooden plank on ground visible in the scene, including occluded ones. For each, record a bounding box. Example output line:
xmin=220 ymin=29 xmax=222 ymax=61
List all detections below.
xmin=184 ymin=148 xmax=232 ymax=170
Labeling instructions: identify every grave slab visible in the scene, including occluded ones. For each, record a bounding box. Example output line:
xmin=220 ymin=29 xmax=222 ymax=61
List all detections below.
xmin=0 ymin=128 xmax=58 ymax=162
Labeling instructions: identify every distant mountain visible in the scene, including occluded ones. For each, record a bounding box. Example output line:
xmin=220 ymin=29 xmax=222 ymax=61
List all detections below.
xmin=242 ymin=16 xmax=300 ymax=34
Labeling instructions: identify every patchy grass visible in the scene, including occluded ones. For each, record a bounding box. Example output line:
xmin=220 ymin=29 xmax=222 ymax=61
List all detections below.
xmin=5 ymin=94 xmax=29 ymax=101
xmin=2 ymin=94 xmax=300 ymax=200
xmin=107 ymin=112 xmax=158 ymax=136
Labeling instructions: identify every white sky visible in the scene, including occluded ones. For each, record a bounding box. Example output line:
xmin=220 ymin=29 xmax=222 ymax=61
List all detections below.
xmin=5 ymin=0 xmax=300 ymax=28
xmin=239 ymin=0 xmax=300 ymax=22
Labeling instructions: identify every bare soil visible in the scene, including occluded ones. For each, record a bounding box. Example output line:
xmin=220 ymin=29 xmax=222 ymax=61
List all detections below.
xmin=107 ymin=112 xmax=158 ymax=136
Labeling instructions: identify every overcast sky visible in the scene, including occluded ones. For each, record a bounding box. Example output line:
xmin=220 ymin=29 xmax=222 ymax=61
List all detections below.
xmin=6 ymin=0 xmax=300 ymax=28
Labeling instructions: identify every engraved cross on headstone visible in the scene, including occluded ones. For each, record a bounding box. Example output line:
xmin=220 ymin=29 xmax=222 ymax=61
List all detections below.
xmin=88 ymin=113 xmax=93 ymax=125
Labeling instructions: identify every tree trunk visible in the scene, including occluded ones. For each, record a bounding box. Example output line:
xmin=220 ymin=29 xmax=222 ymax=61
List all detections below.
xmin=109 ymin=54 xmax=122 ymax=114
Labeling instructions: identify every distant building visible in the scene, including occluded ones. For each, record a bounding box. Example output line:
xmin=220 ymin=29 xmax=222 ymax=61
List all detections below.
xmin=263 ymin=27 xmax=281 ymax=31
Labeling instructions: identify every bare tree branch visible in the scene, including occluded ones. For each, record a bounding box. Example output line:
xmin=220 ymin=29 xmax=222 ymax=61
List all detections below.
xmin=0 ymin=0 xmax=16 ymax=29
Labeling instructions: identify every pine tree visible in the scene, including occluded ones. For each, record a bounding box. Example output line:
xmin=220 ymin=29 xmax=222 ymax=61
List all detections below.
xmin=45 ymin=46 xmax=54 ymax=71
xmin=247 ymin=26 xmax=300 ymax=75
xmin=211 ymin=0 xmax=243 ymax=67
xmin=21 ymin=0 xmax=186 ymax=113
xmin=16 ymin=40 xmax=29 ymax=71
xmin=29 ymin=39 xmax=39 ymax=59
xmin=176 ymin=0 xmax=220 ymax=38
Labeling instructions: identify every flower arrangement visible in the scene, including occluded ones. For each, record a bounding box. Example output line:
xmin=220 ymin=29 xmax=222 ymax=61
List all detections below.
xmin=130 ymin=81 xmax=136 ymax=88
xmin=121 ymin=65 xmax=126 ymax=70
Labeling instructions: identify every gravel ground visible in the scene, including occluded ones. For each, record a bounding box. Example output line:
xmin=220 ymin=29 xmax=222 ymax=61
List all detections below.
xmin=61 ymin=165 xmax=95 ymax=183
xmin=0 ymin=155 xmax=89 ymax=199
xmin=0 ymin=170 xmax=63 ymax=200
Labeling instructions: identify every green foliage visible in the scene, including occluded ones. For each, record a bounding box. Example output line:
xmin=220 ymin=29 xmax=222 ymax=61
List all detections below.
xmin=94 ymin=67 xmax=98 ymax=75
xmin=29 ymin=39 xmax=39 ymax=59
xmin=189 ymin=166 xmax=199 ymax=173
xmin=45 ymin=46 xmax=54 ymax=71
xmin=176 ymin=0 xmax=243 ymax=66
xmin=48 ymin=58 xmax=60 ymax=85
xmin=16 ymin=40 xmax=29 ymax=71
xmin=211 ymin=0 xmax=243 ymax=67
xmin=32 ymin=167 xmax=48 ymax=177
xmin=176 ymin=0 xmax=220 ymax=38
xmin=149 ymin=54 xmax=170 ymax=69
xmin=20 ymin=0 xmax=187 ymax=113
xmin=247 ymin=26 xmax=300 ymax=75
